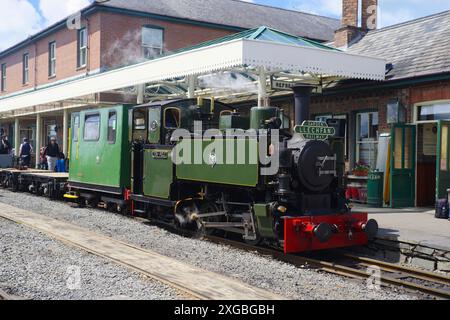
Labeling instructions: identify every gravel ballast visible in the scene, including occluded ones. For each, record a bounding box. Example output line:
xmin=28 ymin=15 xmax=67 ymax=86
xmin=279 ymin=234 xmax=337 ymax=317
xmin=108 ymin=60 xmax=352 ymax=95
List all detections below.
xmin=0 ymin=218 xmax=183 ymax=300
xmin=0 ymin=189 xmax=418 ymax=300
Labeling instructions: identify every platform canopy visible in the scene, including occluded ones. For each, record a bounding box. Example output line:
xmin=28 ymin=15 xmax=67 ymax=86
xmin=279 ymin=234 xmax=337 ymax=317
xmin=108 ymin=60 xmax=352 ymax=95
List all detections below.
xmin=0 ymin=26 xmax=386 ymax=117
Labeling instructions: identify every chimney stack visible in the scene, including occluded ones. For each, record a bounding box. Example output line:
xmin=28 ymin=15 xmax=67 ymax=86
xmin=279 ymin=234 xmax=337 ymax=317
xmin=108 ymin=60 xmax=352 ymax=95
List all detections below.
xmin=335 ymin=0 xmax=378 ymax=48
xmin=342 ymin=0 xmax=359 ymax=27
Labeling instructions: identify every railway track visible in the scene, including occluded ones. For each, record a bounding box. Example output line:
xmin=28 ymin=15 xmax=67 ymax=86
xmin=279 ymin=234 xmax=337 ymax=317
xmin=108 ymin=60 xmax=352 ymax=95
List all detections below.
xmin=205 ymin=236 xmax=450 ymax=299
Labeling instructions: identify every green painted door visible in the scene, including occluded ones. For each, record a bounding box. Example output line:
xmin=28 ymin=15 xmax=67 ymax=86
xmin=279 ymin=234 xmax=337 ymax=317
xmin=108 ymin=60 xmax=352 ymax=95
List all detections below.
xmin=143 ymin=149 xmax=173 ymax=199
xmin=436 ymin=121 xmax=450 ymax=200
xmin=390 ymin=124 xmax=416 ymax=208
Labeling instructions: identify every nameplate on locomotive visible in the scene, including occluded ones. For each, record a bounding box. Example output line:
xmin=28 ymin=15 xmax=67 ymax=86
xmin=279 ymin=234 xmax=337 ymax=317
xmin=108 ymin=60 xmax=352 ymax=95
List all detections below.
xmin=152 ymin=151 xmax=169 ymax=160
xmin=294 ymin=121 xmax=336 ymax=141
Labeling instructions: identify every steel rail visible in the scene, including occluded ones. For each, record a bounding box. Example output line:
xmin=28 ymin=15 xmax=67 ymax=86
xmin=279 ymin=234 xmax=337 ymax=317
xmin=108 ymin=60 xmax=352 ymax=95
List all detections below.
xmin=206 ymin=236 xmax=450 ymax=299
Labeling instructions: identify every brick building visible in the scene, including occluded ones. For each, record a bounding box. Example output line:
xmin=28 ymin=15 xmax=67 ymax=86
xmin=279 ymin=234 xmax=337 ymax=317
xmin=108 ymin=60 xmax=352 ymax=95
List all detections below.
xmin=306 ymin=1 xmax=450 ymax=207
xmin=0 ymin=0 xmax=339 ymax=157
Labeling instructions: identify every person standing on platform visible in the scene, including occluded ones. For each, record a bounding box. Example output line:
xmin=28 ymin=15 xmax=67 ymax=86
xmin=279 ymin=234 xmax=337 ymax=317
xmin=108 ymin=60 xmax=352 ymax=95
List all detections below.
xmin=45 ymin=137 xmax=60 ymax=172
xmin=19 ymin=138 xmax=33 ymax=168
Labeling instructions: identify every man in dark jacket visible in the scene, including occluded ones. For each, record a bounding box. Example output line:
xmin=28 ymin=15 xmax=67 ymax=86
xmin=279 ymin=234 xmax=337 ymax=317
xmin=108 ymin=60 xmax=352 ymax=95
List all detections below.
xmin=19 ymin=138 xmax=33 ymax=167
xmin=45 ymin=137 xmax=60 ymax=171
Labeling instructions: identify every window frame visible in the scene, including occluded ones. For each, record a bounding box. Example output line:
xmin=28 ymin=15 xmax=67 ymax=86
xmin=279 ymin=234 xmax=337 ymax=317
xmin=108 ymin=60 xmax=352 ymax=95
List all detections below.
xmin=164 ymin=107 xmax=181 ymax=129
xmin=1 ymin=63 xmax=6 ymax=91
xmin=356 ymin=111 xmax=379 ymax=168
xmin=107 ymin=111 xmax=117 ymax=144
xmin=83 ymin=113 xmax=101 ymax=142
xmin=22 ymin=53 xmax=29 ymax=85
xmin=141 ymin=25 xmax=164 ymax=59
xmin=48 ymin=41 xmax=56 ymax=77
xmin=77 ymin=28 xmax=88 ymax=68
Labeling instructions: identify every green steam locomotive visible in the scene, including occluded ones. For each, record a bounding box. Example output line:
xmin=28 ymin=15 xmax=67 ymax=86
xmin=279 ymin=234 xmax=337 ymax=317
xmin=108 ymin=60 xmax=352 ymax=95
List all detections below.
xmin=66 ymin=98 xmax=378 ymax=253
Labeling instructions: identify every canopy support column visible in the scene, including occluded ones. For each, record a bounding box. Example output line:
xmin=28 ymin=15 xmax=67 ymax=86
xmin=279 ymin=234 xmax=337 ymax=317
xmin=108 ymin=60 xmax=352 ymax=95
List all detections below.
xmin=63 ymin=109 xmax=69 ymax=157
xmin=258 ymin=67 xmax=268 ymax=107
xmin=187 ymin=75 xmax=196 ymax=99
xmin=137 ymin=84 xmax=145 ymax=104
xmin=14 ymin=118 xmax=20 ymax=157
xmin=35 ymin=114 xmax=41 ymax=168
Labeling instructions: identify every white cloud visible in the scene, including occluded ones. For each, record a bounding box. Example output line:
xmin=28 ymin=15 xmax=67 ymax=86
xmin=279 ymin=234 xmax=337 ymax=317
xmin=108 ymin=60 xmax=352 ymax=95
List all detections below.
xmin=0 ymin=0 xmax=42 ymax=50
xmin=0 ymin=0 xmax=91 ymax=51
xmin=289 ymin=0 xmax=341 ymax=18
xmin=39 ymin=0 xmax=91 ymax=26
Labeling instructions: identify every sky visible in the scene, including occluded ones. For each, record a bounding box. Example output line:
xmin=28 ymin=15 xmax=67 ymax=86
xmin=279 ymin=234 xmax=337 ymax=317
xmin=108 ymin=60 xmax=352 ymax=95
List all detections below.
xmin=1 ymin=0 xmax=449 ymax=51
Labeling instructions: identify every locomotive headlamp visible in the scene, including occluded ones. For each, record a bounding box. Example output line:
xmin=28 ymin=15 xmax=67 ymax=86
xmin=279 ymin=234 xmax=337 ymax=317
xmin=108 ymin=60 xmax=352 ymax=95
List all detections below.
xmin=277 ymin=206 xmax=287 ymax=213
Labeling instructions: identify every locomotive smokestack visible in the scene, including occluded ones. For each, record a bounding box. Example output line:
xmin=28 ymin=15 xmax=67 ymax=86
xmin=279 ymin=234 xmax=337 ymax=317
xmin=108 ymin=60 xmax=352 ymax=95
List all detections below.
xmin=292 ymin=86 xmax=313 ymax=125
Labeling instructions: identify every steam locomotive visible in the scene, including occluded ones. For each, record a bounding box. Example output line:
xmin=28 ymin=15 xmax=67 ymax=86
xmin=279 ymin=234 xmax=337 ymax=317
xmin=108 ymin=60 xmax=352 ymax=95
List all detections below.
xmin=64 ymin=95 xmax=378 ymax=253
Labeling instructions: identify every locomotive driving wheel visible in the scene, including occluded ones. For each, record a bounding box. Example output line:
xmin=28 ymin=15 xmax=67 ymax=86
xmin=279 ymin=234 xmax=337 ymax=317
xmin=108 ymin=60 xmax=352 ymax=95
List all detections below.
xmin=175 ymin=200 xmax=222 ymax=238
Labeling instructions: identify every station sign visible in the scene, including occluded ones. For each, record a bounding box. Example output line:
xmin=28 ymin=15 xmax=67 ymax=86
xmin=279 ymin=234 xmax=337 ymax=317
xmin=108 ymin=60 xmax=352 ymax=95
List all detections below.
xmin=270 ymin=78 xmax=322 ymax=93
xmin=294 ymin=121 xmax=336 ymax=140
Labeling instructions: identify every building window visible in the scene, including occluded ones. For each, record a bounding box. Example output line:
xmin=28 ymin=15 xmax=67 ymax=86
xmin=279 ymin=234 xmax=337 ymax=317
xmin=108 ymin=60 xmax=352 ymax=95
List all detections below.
xmin=142 ymin=26 xmax=163 ymax=59
xmin=22 ymin=53 xmax=29 ymax=84
xmin=107 ymin=112 xmax=117 ymax=143
xmin=418 ymin=103 xmax=450 ymax=121
xmin=84 ymin=113 xmax=100 ymax=141
xmin=77 ymin=28 xmax=87 ymax=68
xmin=356 ymin=111 xmax=379 ymax=168
xmin=0 ymin=63 xmax=5 ymax=91
xmin=49 ymin=42 xmax=56 ymax=77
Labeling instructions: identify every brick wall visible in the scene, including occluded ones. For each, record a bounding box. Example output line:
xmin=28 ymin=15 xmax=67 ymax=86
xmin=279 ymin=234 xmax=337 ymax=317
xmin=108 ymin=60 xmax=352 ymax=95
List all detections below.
xmin=99 ymin=11 xmax=233 ymax=70
xmin=0 ymin=10 xmax=234 ymax=97
xmin=0 ymin=12 xmax=102 ymax=97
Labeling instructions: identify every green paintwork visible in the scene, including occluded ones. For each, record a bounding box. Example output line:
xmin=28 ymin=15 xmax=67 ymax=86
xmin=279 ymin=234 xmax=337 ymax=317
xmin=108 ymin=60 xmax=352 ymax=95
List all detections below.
xmin=253 ymin=203 xmax=274 ymax=238
xmin=148 ymin=107 xmax=161 ymax=144
xmin=436 ymin=120 xmax=450 ymax=200
xmin=69 ymin=105 xmax=131 ymax=189
xmin=367 ymin=171 xmax=384 ymax=207
xmin=168 ymin=26 xmax=340 ymax=58
xmin=390 ymin=124 xmax=416 ymax=208
xmin=250 ymin=107 xmax=280 ymax=130
xmin=143 ymin=149 xmax=173 ymax=199
xmin=176 ymin=138 xmax=259 ymax=187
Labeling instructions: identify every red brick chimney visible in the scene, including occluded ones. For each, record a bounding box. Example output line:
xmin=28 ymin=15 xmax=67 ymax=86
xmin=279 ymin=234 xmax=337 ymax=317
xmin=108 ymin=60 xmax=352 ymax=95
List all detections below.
xmin=334 ymin=0 xmax=378 ymax=48
xmin=341 ymin=0 xmax=359 ymax=27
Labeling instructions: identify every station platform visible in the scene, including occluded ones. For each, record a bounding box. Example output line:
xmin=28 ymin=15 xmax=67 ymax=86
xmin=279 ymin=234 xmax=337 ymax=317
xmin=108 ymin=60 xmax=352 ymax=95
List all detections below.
xmin=353 ymin=205 xmax=450 ymax=251
xmin=351 ymin=205 xmax=450 ymax=272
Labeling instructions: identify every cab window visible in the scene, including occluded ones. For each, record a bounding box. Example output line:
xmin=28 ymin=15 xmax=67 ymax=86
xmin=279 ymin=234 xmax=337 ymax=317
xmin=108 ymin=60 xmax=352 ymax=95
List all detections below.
xmin=108 ymin=111 xmax=117 ymax=143
xmin=84 ymin=113 xmax=100 ymax=141
xmin=164 ymin=108 xmax=180 ymax=129
xmin=133 ymin=109 xmax=148 ymax=141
